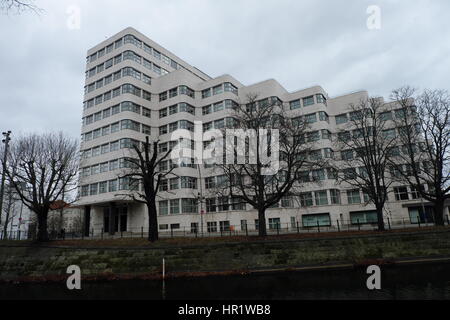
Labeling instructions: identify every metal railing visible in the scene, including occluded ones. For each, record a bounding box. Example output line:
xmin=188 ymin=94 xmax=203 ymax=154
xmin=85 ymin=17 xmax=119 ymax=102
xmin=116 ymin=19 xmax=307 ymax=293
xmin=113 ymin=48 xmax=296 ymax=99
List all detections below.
xmin=7 ymin=215 xmax=447 ymax=242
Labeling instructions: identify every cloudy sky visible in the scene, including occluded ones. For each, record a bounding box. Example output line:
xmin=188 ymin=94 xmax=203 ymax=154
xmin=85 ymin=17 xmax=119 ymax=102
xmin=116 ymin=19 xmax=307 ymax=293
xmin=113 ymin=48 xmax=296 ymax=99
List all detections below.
xmin=0 ymin=0 xmax=449 ymax=140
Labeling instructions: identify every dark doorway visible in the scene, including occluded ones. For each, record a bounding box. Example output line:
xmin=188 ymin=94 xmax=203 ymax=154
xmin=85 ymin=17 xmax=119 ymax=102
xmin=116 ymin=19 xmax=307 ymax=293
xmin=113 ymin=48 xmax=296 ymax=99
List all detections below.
xmin=84 ymin=206 xmax=91 ymax=237
xmin=103 ymin=205 xmax=128 ymax=233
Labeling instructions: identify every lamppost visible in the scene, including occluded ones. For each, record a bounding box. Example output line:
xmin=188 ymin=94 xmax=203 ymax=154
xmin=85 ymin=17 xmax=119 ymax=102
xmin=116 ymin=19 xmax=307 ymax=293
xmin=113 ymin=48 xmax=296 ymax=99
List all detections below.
xmin=197 ymin=192 xmax=205 ymax=236
xmin=0 ymin=131 xmax=12 ymax=226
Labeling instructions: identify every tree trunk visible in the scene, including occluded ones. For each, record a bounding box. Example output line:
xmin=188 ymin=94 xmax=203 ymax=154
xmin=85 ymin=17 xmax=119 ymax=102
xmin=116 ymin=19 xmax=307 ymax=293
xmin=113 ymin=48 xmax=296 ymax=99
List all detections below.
xmin=375 ymin=204 xmax=385 ymax=232
xmin=258 ymin=208 xmax=267 ymax=237
xmin=147 ymin=201 xmax=159 ymax=242
xmin=2 ymin=195 xmax=12 ymax=240
xmin=433 ymin=200 xmax=445 ymax=226
xmin=36 ymin=210 xmax=49 ymax=242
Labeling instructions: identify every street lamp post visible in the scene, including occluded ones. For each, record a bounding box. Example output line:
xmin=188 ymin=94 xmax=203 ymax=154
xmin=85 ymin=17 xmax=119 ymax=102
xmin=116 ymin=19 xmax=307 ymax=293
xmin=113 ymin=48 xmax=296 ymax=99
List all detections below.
xmin=198 ymin=193 xmax=205 ymax=236
xmin=0 ymin=131 xmax=12 ymax=226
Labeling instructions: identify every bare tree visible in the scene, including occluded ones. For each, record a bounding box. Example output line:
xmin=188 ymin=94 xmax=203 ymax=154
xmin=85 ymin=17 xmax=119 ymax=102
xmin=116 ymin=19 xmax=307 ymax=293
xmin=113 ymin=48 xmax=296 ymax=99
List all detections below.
xmin=1 ymin=183 xmax=18 ymax=239
xmin=391 ymin=87 xmax=450 ymax=226
xmin=118 ymin=136 xmax=174 ymax=242
xmin=4 ymin=133 xmax=79 ymax=242
xmin=0 ymin=0 xmax=42 ymax=14
xmin=210 ymin=94 xmax=315 ymax=237
xmin=334 ymin=97 xmax=398 ymax=231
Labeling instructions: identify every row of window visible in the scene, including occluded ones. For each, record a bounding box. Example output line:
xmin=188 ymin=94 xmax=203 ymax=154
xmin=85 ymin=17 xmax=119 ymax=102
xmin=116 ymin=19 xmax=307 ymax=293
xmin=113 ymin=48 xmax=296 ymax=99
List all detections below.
xmin=83 ymin=83 xmax=151 ymax=110
xmin=201 ymin=82 xmax=238 ymax=98
xmin=289 ymin=94 xmax=327 ymax=110
xmin=158 ymin=138 xmax=195 ymax=154
xmin=159 ymin=198 xmax=198 ymax=215
xmin=158 ymin=176 xmax=198 ymax=191
xmin=337 ymin=125 xmax=421 ymax=142
xmin=159 ymin=120 xmax=195 ymax=135
xmin=87 ymin=34 xmax=181 ymax=70
xmin=202 ymin=117 xmax=236 ymax=132
xmin=80 ymin=177 xmax=140 ymax=197
xmin=159 ymin=103 xmax=195 ymax=118
xmin=159 ymin=85 xmax=195 ymax=101
xmin=82 ymin=119 xmax=151 ymax=143
xmin=87 ymin=45 xmax=171 ymax=79
xmin=80 ymin=157 xmax=136 ymax=178
xmin=82 ymin=101 xmax=151 ymax=126
xmin=335 ymin=108 xmax=413 ymax=125
xmin=80 ymin=138 xmax=140 ymax=160
xmin=85 ymin=66 xmax=152 ymax=95
xmin=292 ymin=111 xmax=330 ymax=125
xmin=202 ymin=99 xmax=239 ymax=115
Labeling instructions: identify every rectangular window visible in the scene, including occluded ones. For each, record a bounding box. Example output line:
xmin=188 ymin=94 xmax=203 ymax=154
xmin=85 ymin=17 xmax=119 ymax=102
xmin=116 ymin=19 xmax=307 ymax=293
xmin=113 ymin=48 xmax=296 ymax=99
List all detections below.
xmin=159 ymin=201 xmax=169 ymax=216
xmin=303 ymin=96 xmax=315 ymax=107
xmin=207 ymin=222 xmax=217 ymax=233
xmin=108 ymin=179 xmax=118 ymax=192
xmin=240 ymin=220 xmax=248 ymax=231
xmin=300 ymin=192 xmax=313 ymax=207
xmin=290 ymin=99 xmax=301 ymax=110
xmin=202 ymin=88 xmax=212 ymax=99
xmin=269 ymin=218 xmax=281 ymax=230
xmin=206 ymin=198 xmax=217 ymax=213
xmin=335 ymin=114 xmax=348 ymax=125
xmin=394 ymin=186 xmax=409 ymax=201
xmin=142 ymin=125 xmax=151 ymax=135
xmin=224 ymin=82 xmax=238 ymax=95
xmin=170 ymin=199 xmax=180 ymax=215
xmin=350 ymin=211 xmax=378 ymax=225
xmin=305 ymin=113 xmax=317 ymax=124
xmin=316 ymin=94 xmax=327 ymax=104
xmin=302 ymin=213 xmax=331 ymax=227
xmin=182 ymin=198 xmax=197 ymax=213
xmin=220 ymin=221 xmax=231 ymax=232
xmin=315 ymin=191 xmax=329 ymax=206
xmin=169 ymin=87 xmax=178 ymax=98
xmin=170 ymin=178 xmax=179 ymax=190
xmin=89 ymin=183 xmax=98 ymax=196
xmin=347 ymin=189 xmax=361 ymax=204
xmin=213 ymin=85 xmax=223 ymax=95
xmin=330 ymin=189 xmax=341 ymax=204
xmin=99 ymin=181 xmax=107 ymax=194
xmin=159 ymin=91 xmax=167 ymax=101
xmin=110 ymin=122 xmax=120 ymax=133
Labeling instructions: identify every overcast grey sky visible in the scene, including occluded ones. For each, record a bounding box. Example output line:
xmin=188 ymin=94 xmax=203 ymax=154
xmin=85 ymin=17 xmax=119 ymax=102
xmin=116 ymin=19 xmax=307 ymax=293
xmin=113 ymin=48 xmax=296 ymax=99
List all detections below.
xmin=0 ymin=0 xmax=449 ymax=140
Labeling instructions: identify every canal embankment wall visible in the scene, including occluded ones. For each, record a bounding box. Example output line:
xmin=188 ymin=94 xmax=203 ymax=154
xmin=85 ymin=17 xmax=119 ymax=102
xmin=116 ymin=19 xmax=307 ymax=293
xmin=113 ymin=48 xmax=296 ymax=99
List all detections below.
xmin=1 ymin=229 xmax=450 ymax=282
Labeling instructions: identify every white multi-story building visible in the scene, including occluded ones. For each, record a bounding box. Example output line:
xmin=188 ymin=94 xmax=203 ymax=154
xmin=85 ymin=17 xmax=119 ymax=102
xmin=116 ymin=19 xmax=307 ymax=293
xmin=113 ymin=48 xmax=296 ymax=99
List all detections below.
xmin=76 ymin=27 xmax=448 ymax=235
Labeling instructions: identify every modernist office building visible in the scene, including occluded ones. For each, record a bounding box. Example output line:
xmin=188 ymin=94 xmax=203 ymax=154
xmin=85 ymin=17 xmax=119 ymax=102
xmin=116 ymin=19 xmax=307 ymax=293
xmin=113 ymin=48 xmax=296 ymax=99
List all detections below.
xmin=76 ymin=27 xmax=448 ymax=234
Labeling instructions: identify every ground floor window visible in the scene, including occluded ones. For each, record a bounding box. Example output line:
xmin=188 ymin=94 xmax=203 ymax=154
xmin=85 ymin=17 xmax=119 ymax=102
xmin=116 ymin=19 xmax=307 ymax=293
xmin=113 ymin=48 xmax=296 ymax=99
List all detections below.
xmin=255 ymin=219 xmax=259 ymax=231
xmin=191 ymin=223 xmax=198 ymax=233
xmin=220 ymin=221 xmax=230 ymax=232
xmin=291 ymin=217 xmax=297 ymax=229
xmin=170 ymin=224 xmax=180 ymax=230
xmin=409 ymin=207 xmax=434 ymax=224
xmin=269 ymin=218 xmax=281 ymax=230
xmin=350 ymin=210 xmax=378 ymax=225
xmin=207 ymin=222 xmax=217 ymax=233
xmin=159 ymin=224 xmax=168 ymax=230
xmin=241 ymin=220 xmax=247 ymax=231
xmin=302 ymin=213 xmax=331 ymax=228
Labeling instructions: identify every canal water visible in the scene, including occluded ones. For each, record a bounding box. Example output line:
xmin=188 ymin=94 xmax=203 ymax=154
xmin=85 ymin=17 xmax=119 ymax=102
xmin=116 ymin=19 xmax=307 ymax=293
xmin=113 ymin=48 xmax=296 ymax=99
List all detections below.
xmin=1 ymin=262 xmax=449 ymax=300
